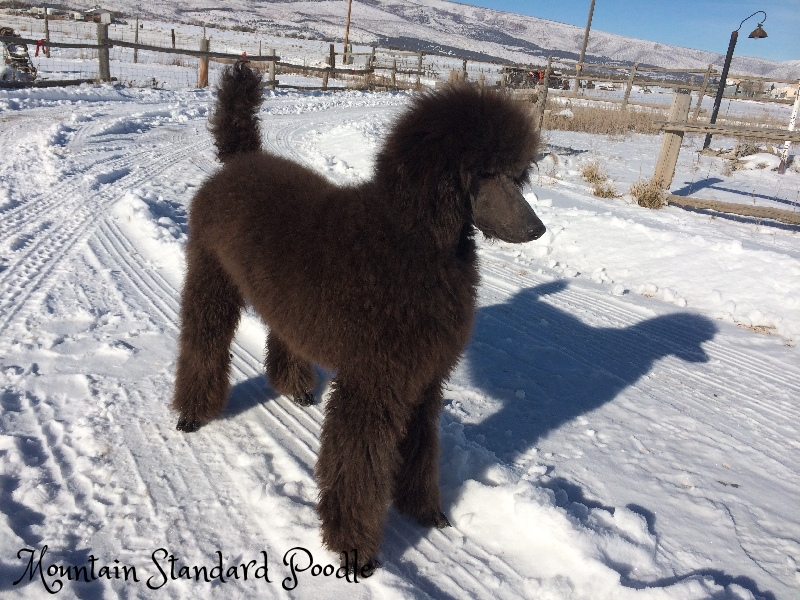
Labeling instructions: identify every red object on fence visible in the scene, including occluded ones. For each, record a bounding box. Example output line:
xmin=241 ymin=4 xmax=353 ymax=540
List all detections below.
xmin=241 ymin=51 xmax=248 ymax=63
xmin=35 ymin=39 xmax=46 ymax=57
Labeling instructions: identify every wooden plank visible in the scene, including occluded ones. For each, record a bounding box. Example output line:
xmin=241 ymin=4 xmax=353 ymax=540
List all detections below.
xmin=658 ymin=121 xmax=800 ymax=142
xmin=642 ymin=66 xmax=720 ymax=74
xmin=653 ymin=92 xmax=692 ymax=188
xmin=667 ymin=195 xmax=800 ymax=225
xmin=621 ymin=61 xmax=639 ymax=109
xmin=692 ymin=64 xmax=713 ymax=121
xmin=277 ymin=62 xmax=372 ymax=75
xmin=726 ymin=73 xmax=800 ymax=85
xmin=110 ymin=38 xmax=280 ymax=61
xmin=566 ymin=63 xmax=715 ymax=74
xmin=0 ymin=34 xmax=106 ymax=49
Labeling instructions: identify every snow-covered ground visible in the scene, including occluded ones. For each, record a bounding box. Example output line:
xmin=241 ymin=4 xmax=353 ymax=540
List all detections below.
xmin=0 ymin=83 xmax=799 ymax=599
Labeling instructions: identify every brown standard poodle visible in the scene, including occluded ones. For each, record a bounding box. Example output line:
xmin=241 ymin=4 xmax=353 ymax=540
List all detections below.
xmin=172 ymin=61 xmax=545 ymax=573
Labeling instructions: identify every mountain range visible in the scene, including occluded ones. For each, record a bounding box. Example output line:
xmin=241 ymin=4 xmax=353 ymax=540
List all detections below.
xmin=64 ymin=0 xmax=800 ymax=79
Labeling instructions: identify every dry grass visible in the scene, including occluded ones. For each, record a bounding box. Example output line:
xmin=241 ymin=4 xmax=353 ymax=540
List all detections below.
xmin=592 ymin=180 xmax=620 ymax=198
xmin=580 ymin=160 xmax=620 ymax=198
xmin=581 ymin=160 xmax=605 ymax=184
xmin=737 ymin=323 xmax=778 ymax=335
xmin=542 ymin=99 xmax=666 ymax=136
xmin=540 ymin=98 xmax=784 ymax=141
xmin=629 ymin=178 xmax=666 ymax=209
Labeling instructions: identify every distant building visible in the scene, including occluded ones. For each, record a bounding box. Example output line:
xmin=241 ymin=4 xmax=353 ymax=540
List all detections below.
xmin=84 ymin=6 xmax=112 ymax=24
xmin=774 ymin=85 xmax=799 ymax=100
xmin=69 ymin=11 xmax=85 ymax=21
xmin=29 ymin=6 xmax=57 ymax=17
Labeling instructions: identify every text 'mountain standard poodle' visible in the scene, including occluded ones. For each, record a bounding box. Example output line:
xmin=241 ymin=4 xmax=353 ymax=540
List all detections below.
xmin=172 ymin=61 xmax=546 ymax=572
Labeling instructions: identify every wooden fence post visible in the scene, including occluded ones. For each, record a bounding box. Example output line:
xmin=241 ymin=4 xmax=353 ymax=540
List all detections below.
xmin=652 ymin=91 xmax=692 ymax=189
xmin=478 ymin=73 xmax=485 ymax=88
xmin=621 ymin=61 xmax=639 ymax=109
xmin=692 ymin=63 xmax=713 ymax=122
xmin=573 ymin=62 xmax=582 ymax=97
xmin=268 ymin=48 xmax=276 ymax=90
xmin=43 ymin=8 xmax=50 ymax=57
xmin=778 ymin=80 xmax=800 ymax=174
xmin=391 ymin=58 xmax=397 ymax=88
xmin=198 ymin=38 xmax=209 ymax=88
xmin=416 ymin=52 xmax=423 ymax=87
xmin=97 ymin=23 xmax=110 ymax=82
xmin=462 ymin=58 xmax=468 ymax=81
xmin=134 ymin=16 xmax=139 ymax=63
xmin=329 ymin=43 xmax=335 ymax=78
xmin=171 ymin=29 xmax=175 ymax=49
xmin=537 ymin=56 xmax=553 ymax=130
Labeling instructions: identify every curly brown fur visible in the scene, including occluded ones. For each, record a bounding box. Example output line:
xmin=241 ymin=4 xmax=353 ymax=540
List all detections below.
xmin=173 ymin=63 xmax=543 ymax=568
xmin=209 ymin=61 xmax=263 ymax=162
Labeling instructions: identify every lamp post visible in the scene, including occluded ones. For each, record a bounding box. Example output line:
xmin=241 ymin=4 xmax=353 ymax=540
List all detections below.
xmin=702 ymin=11 xmax=768 ymax=150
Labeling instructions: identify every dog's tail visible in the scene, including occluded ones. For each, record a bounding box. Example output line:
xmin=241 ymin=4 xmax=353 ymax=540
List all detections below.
xmin=209 ymin=60 xmax=264 ymax=162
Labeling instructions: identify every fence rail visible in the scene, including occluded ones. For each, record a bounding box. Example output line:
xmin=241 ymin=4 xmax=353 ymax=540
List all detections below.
xmin=657 ymin=121 xmax=800 ymax=143
xmin=667 ymin=194 xmax=800 ymax=225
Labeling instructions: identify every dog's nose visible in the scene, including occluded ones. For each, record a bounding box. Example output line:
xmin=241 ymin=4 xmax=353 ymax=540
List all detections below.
xmin=527 ymin=222 xmax=546 ymax=241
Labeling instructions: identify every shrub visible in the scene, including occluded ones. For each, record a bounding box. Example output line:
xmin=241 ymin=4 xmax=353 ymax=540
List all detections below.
xmin=581 ymin=160 xmax=605 ymax=185
xmin=629 ymin=178 xmax=666 ymax=209
xmin=592 ymin=180 xmax=620 ymax=198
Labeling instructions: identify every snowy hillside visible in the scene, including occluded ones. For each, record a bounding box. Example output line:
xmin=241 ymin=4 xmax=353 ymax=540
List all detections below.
xmin=1 ymin=82 xmax=799 ymax=599
xmin=53 ymin=0 xmax=800 ymax=78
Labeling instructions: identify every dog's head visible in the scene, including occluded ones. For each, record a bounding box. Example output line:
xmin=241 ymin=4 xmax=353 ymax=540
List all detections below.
xmin=376 ymin=84 xmax=545 ymax=246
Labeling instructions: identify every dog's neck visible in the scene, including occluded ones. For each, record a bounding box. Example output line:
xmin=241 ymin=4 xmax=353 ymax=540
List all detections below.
xmin=374 ymin=171 xmax=472 ymax=254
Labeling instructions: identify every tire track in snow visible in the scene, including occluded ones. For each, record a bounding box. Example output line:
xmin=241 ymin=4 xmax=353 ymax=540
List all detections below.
xmin=0 ymin=134 xmax=207 ymax=335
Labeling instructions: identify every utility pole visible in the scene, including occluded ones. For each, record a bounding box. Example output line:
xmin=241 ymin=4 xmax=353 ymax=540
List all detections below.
xmin=343 ymin=0 xmax=353 ymax=65
xmin=574 ymin=0 xmax=595 ymax=96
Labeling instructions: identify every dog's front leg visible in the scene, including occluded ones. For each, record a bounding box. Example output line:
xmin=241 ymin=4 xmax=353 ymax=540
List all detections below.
xmin=172 ymin=246 xmax=243 ymax=432
xmin=393 ymin=380 xmax=451 ymax=529
xmin=314 ymin=375 xmax=410 ymax=573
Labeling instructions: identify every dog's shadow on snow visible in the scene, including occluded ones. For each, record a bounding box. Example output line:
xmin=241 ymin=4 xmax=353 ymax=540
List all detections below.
xmin=217 ymin=281 xmax=739 ymax=596
xmin=457 ymin=279 xmax=717 ymax=458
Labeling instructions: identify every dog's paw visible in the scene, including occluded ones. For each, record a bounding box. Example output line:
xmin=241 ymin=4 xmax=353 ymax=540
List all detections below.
xmin=339 ymin=552 xmax=380 ymax=578
xmin=418 ymin=510 xmax=451 ymax=529
xmin=176 ymin=417 xmax=199 ymax=432
xmin=291 ymin=390 xmax=315 ymax=407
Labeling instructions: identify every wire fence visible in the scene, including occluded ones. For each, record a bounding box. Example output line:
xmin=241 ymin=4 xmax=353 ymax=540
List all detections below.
xmin=1 ymin=11 xmax=797 ymax=100
xmin=1 ymin=12 xmax=438 ymax=90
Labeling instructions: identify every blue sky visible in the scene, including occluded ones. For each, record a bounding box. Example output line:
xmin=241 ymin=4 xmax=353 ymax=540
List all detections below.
xmin=454 ymin=0 xmax=799 ymax=63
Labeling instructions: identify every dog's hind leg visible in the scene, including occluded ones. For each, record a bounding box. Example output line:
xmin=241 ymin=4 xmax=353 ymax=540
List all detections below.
xmin=265 ymin=331 xmax=316 ymax=406
xmin=172 ymin=245 xmax=244 ymax=432
xmin=315 ymin=373 xmax=412 ymax=571
xmin=392 ymin=380 xmax=451 ymax=528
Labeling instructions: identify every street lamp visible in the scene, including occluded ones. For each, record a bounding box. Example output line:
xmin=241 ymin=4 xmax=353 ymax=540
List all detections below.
xmin=703 ymin=11 xmax=768 ymax=150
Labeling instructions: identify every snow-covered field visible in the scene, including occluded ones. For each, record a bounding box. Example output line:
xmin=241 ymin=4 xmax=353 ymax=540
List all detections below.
xmin=1 ymin=83 xmax=799 ymax=599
